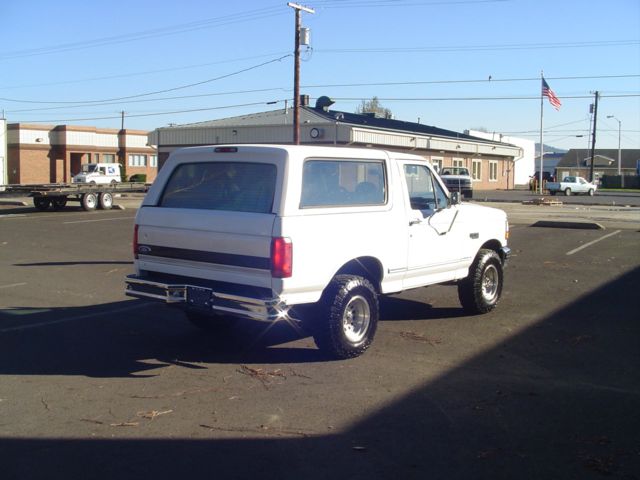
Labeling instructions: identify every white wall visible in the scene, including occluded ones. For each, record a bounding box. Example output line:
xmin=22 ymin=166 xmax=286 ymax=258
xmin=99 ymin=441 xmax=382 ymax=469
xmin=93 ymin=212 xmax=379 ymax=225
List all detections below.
xmin=466 ymin=130 xmax=535 ymax=186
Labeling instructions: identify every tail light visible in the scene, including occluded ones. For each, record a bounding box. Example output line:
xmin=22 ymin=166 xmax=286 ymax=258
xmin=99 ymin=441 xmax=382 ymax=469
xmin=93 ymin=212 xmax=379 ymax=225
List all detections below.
xmin=133 ymin=224 xmax=139 ymax=259
xmin=271 ymin=237 xmax=292 ymax=278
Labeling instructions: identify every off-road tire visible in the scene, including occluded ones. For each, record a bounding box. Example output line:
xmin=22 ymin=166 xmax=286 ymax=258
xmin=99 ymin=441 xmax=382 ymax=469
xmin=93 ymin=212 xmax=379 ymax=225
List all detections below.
xmin=458 ymin=249 xmax=503 ymax=314
xmin=312 ymin=275 xmax=379 ymax=359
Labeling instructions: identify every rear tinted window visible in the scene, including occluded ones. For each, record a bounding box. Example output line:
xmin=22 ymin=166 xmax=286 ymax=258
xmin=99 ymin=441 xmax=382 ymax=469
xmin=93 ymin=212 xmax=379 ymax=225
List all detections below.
xmin=301 ymin=159 xmax=386 ymax=207
xmin=159 ymin=162 xmax=276 ymax=213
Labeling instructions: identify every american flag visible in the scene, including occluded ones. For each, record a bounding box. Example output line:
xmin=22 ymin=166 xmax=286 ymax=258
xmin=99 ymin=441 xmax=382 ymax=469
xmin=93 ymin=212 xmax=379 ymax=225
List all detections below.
xmin=542 ymin=78 xmax=562 ymax=110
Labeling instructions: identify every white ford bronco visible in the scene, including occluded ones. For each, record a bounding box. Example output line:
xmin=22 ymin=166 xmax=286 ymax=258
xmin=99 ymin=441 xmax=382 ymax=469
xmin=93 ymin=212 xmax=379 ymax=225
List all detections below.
xmin=125 ymin=145 xmax=510 ymax=358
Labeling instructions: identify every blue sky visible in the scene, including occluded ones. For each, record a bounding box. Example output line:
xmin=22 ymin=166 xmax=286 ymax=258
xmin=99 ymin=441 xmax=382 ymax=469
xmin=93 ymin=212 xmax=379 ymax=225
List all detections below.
xmin=2 ymin=0 xmax=639 ymax=149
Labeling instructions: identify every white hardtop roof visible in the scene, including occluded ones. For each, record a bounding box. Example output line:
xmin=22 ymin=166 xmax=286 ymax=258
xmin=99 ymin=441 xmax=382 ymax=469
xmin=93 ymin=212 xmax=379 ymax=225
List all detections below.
xmin=170 ymin=144 xmax=428 ymax=162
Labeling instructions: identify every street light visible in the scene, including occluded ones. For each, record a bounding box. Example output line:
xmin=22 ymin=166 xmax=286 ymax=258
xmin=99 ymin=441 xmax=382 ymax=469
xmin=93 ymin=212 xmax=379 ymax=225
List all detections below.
xmin=606 ymin=115 xmax=622 ymax=187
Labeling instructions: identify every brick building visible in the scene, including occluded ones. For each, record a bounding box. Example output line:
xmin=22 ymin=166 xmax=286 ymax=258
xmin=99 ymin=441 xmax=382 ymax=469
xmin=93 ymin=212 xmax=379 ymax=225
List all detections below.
xmin=6 ymin=123 xmax=158 ymax=184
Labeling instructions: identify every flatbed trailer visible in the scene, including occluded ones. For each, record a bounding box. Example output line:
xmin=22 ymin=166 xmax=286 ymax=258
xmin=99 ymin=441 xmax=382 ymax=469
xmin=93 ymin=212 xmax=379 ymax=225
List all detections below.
xmin=0 ymin=182 xmax=148 ymax=211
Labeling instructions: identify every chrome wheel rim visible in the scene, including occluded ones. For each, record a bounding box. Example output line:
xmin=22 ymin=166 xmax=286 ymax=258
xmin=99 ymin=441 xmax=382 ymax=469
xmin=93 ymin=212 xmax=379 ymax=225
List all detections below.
xmin=481 ymin=264 xmax=499 ymax=303
xmin=102 ymin=193 xmax=113 ymax=207
xmin=342 ymin=295 xmax=370 ymax=344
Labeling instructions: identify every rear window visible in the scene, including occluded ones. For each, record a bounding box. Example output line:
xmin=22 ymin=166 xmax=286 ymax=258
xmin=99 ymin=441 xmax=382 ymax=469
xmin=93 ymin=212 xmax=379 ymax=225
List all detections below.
xmin=159 ymin=162 xmax=276 ymax=213
xmin=301 ymin=159 xmax=386 ymax=208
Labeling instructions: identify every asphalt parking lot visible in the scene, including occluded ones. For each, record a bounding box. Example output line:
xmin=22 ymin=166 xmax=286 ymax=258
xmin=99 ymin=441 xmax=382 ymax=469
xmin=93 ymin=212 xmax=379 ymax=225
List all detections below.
xmin=0 ymin=202 xmax=639 ymax=480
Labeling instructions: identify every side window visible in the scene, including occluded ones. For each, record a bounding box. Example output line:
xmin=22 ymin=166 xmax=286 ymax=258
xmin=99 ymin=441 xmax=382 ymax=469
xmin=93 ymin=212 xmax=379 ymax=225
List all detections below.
xmin=159 ymin=162 xmax=277 ymax=213
xmin=433 ymin=178 xmax=449 ymax=209
xmin=404 ymin=164 xmax=438 ymax=212
xmin=300 ymin=159 xmax=386 ymax=208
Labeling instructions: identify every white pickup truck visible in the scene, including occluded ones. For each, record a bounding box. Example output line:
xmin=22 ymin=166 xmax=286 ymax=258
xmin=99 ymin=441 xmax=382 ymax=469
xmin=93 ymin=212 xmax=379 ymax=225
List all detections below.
xmin=125 ymin=145 xmax=510 ymax=358
xmin=546 ymin=176 xmax=597 ymax=196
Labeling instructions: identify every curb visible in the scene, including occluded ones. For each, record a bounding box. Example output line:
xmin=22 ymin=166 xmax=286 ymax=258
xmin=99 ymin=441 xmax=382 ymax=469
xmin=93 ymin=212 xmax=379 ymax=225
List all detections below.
xmin=531 ymin=220 xmax=604 ymax=230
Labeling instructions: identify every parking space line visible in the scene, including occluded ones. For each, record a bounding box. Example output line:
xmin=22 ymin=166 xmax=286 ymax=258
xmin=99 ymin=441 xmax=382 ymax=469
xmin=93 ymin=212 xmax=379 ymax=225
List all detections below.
xmin=566 ymin=230 xmax=622 ymax=256
xmin=0 ymin=302 xmax=150 ymax=333
xmin=0 ymin=282 xmax=27 ymax=289
xmin=63 ymin=216 xmax=136 ymax=224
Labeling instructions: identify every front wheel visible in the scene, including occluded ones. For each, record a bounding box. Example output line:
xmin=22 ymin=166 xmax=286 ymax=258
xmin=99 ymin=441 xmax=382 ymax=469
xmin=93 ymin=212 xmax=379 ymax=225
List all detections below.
xmin=458 ymin=249 xmax=504 ymax=314
xmin=312 ymin=275 xmax=379 ymax=359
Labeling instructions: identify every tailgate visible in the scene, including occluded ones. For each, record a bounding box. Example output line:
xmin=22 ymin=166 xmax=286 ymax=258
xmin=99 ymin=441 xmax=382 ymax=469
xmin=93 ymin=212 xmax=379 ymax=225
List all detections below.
xmin=136 ymin=207 xmax=276 ymax=288
xmin=134 ymin=158 xmax=279 ymax=290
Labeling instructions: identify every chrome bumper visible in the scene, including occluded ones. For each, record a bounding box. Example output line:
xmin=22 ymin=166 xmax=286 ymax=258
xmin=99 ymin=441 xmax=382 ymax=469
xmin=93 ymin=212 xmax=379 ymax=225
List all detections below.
xmin=125 ymin=275 xmax=284 ymax=322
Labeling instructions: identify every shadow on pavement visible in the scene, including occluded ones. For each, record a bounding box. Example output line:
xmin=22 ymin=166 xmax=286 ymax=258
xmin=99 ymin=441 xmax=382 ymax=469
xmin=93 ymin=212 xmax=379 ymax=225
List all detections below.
xmin=1 ymin=267 xmax=639 ymax=479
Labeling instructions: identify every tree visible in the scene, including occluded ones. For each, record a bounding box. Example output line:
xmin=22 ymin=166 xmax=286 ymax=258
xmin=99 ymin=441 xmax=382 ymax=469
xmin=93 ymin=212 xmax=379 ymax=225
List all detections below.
xmin=355 ymin=96 xmax=393 ymax=119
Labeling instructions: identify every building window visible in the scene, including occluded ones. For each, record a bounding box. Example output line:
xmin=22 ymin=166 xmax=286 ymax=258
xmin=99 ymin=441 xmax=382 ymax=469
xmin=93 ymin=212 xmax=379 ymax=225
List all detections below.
xmin=472 ymin=159 xmax=482 ymax=181
xmin=489 ymin=161 xmax=498 ymax=181
xmin=453 ymin=158 xmax=464 ymax=168
xmin=128 ymin=154 xmax=147 ymax=167
xmin=150 ymin=155 xmax=158 ymax=168
xmin=430 ymin=157 xmax=443 ymax=171
xmin=103 ymin=154 xmax=116 ymax=163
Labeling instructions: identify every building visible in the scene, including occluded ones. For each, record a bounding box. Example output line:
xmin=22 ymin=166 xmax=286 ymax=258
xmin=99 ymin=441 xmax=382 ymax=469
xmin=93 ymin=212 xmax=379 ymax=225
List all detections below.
xmin=150 ymin=98 xmax=522 ymax=190
xmin=555 ymin=149 xmax=640 ymax=184
xmin=6 ymin=123 xmax=158 ymax=184
xmin=465 ymin=130 xmax=533 ymax=187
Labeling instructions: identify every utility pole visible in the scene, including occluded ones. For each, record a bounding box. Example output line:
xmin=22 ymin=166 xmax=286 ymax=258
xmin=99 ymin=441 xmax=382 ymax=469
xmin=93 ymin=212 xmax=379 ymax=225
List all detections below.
xmin=288 ymin=2 xmax=314 ymax=145
xmin=588 ymin=91 xmax=599 ymax=182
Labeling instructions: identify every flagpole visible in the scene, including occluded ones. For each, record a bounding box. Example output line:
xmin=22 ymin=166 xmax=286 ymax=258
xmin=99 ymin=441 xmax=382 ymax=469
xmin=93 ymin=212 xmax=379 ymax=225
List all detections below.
xmin=539 ymin=71 xmax=544 ymax=195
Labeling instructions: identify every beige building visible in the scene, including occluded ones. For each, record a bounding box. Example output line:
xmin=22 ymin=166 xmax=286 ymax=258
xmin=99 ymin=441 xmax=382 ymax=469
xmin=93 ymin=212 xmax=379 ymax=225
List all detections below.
xmin=6 ymin=123 xmax=157 ymax=184
xmin=150 ymin=99 xmax=522 ymax=190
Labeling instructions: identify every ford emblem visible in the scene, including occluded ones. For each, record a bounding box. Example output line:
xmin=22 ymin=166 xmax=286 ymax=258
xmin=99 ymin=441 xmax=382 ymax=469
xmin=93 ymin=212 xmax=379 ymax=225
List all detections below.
xmin=138 ymin=245 xmax=152 ymax=254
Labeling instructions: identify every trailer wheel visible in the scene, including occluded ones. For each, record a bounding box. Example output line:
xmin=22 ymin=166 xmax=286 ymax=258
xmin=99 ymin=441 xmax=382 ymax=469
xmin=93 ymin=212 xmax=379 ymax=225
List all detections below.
xmin=33 ymin=197 xmax=51 ymax=211
xmin=98 ymin=192 xmax=113 ymax=210
xmin=51 ymin=197 xmax=68 ymax=210
xmin=81 ymin=193 xmax=98 ymax=211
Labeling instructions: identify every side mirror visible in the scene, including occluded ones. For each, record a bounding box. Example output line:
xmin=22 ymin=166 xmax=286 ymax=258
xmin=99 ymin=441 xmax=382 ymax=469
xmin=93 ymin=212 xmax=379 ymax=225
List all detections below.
xmin=450 ymin=192 xmax=461 ymax=205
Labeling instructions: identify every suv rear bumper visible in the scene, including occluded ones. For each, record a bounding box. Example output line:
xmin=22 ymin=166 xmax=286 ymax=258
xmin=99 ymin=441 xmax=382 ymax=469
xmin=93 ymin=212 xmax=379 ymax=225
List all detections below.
xmin=125 ymin=275 xmax=283 ymax=322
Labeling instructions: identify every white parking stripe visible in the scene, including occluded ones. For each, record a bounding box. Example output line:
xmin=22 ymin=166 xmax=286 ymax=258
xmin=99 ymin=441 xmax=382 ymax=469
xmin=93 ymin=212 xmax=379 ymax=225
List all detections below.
xmin=0 ymin=283 xmax=27 ymax=289
xmin=0 ymin=302 xmax=150 ymax=333
xmin=63 ymin=216 xmax=135 ymax=224
xmin=566 ymin=230 xmax=622 ymax=256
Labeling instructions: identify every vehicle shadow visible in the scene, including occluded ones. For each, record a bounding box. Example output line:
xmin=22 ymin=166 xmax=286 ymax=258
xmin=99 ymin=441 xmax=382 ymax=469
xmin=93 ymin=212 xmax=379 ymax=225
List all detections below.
xmin=0 ymin=293 xmax=461 ymax=376
xmin=1 ymin=267 xmax=638 ymax=479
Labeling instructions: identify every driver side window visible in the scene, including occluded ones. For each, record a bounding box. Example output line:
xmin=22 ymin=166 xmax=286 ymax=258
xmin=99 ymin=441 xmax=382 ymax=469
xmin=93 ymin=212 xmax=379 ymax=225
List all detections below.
xmin=404 ymin=164 xmax=437 ymax=212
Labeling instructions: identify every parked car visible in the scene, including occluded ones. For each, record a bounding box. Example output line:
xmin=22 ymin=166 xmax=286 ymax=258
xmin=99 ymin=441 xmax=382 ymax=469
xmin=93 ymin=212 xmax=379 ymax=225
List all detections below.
xmin=546 ymin=176 xmax=597 ymax=196
xmin=438 ymin=167 xmax=473 ymax=199
xmin=125 ymin=145 xmax=510 ymax=359
xmin=72 ymin=163 xmax=121 ymax=185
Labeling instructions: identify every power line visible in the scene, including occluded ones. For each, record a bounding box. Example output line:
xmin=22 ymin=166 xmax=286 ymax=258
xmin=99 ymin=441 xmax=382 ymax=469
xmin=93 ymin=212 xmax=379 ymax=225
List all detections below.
xmin=316 ymin=39 xmax=640 ymax=54
xmin=16 ymin=100 xmax=289 ymax=124
xmin=0 ymin=6 xmax=286 ymax=60
xmin=0 ymin=55 xmax=292 ymax=105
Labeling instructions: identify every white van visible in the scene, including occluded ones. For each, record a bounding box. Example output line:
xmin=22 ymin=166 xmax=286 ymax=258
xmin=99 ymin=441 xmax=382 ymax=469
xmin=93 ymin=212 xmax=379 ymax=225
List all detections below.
xmin=73 ymin=163 xmax=121 ymax=185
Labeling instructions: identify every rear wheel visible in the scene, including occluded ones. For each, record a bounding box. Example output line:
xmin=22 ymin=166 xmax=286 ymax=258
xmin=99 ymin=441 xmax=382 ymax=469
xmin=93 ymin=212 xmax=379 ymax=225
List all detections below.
xmin=458 ymin=249 xmax=504 ymax=314
xmin=564 ymin=188 xmax=572 ymax=196
xmin=312 ymin=275 xmax=379 ymax=359
xmin=51 ymin=197 xmax=68 ymax=210
xmin=588 ymin=188 xmax=594 ymax=196
xmin=98 ymin=192 xmax=113 ymax=210
xmin=33 ymin=197 xmax=51 ymax=211
xmin=81 ymin=192 xmax=97 ymax=211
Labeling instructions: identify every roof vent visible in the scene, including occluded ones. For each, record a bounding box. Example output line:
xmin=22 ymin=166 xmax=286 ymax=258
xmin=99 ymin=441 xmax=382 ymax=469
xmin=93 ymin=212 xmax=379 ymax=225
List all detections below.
xmin=315 ymin=96 xmax=335 ymax=112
